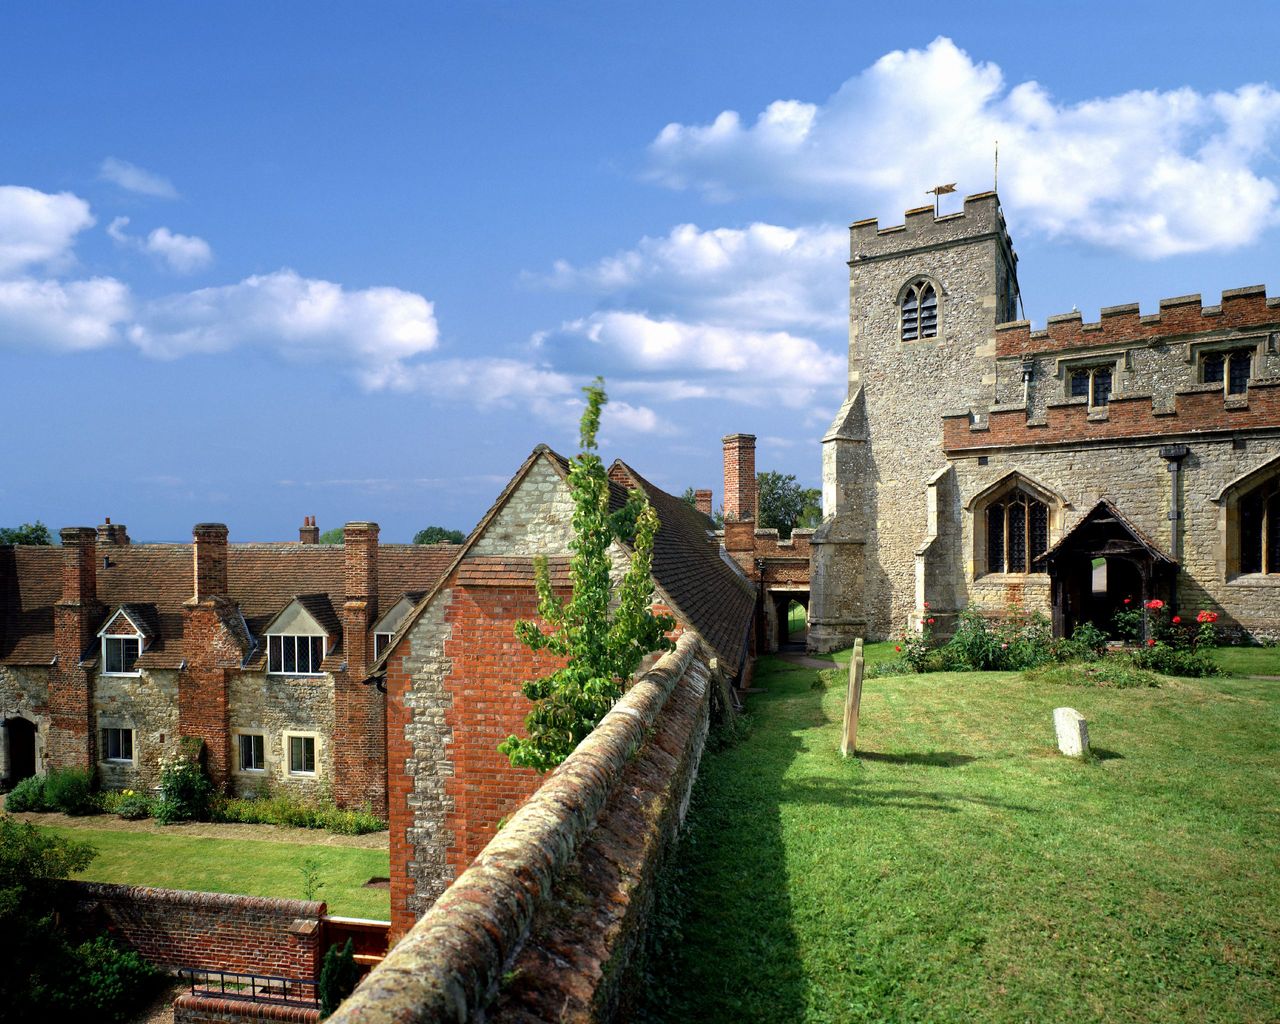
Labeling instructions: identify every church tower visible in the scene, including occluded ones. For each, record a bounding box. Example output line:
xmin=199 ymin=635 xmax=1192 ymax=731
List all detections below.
xmin=808 ymin=192 xmax=1021 ymax=648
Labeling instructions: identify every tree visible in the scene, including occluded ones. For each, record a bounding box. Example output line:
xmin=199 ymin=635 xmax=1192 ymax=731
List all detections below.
xmin=319 ymin=938 xmax=359 ymax=1017
xmin=413 ymin=526 xmax=465 ymax=545
xmin=500 ymin=379 xmax=674 ymax=773
xmin=319 ymin=527 xmax=344 ymax=544
xmin=757 ymin=472 xmax=822 ymax=540
xmin=0 ymin=521 xmax=52 ymax=545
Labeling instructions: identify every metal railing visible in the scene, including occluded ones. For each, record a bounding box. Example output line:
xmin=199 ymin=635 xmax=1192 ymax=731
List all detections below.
xmin=179 ymin=967 xmax=319 ymax=1008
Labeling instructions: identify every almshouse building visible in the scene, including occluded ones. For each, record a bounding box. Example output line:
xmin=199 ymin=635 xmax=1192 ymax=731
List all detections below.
xmin=810 ymin=191 xmax=1280 ymax=648
xmin=0 ymin=518 xmax=456 ymax=814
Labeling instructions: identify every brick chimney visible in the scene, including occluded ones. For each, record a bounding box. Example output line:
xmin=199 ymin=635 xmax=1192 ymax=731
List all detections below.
xmin=722 ymin=433 xmax=757 ymax=523
xmin=49 ymin=527 xmax=100 ymax=771
xmin=299 ymin=515 xmax=320 ymax=545
xmin=694 ymin=489 xmax=713 ymax=517
xmin=337 ymin=521 xmax=384 ymax=814
xmin=192 ymin=523 xmax=229 ymax=600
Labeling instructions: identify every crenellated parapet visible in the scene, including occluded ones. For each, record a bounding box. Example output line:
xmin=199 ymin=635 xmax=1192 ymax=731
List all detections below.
xmin=849 ymin=191 xmax=1015 ymax=265
xmin=996 ymin=286 xmax=1280 ymax=358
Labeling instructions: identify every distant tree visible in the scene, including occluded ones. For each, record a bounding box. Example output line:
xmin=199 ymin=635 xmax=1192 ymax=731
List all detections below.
xmin=757 ymin=472 xmax=822 ymax=540
xmin=413 ymin=526 xmax=465 ymax=545
xmin=0 ymin=521 xmax=53 ymax=545
xmin=500 ymin=379 xmax=674 ymax=773
xmin=319 ymin=527 xmax=344 ymax=544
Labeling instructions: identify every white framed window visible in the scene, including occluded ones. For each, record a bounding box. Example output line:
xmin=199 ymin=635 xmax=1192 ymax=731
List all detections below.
xmin=102 ymin=635 xmax=141 ymax=675
xmin=287 ymin=734 xmax=317 ymax=775
xmin=267 ymin=634 xmax=326 ymax=675
xmin=237 ymin=733 xmax=266 ymax=772
xmin=101 ymin=727 xmax=134 ymax=763
xmin=374 ymin=632 xmax=394 ymax=659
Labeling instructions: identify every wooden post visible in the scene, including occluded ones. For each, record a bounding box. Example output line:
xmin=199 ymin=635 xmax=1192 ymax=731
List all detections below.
xmin=841 ymin=638 xmax=864 ymax=758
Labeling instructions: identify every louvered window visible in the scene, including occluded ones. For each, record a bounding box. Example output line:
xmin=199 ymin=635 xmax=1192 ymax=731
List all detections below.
xmin=901 ymin=282 xmax=938 ymax=341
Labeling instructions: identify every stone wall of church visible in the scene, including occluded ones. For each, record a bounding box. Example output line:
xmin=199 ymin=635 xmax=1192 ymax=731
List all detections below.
xmin=940 ymin=433 xmax=1280 ymax=638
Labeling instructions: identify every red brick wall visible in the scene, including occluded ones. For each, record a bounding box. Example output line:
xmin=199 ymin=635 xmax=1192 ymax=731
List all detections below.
xmin=383 ymin=642 xmax=416 ymax=935
xmin=995 ymin=288 xmax=1277 ymax=357
xmin=180 ymin=603 xmax=239 ymax=787
xmin=336 ymin=523 xmax=385 ymax=814
xmin=440 ymin=585 xmax=556 ymax=877
xmin=49 ymin=527 xmax=100 ymax=771
xmin=944 ymin=379 xmax=1280 ymax=452
xmin=722 ymin=433 xmax=757 ymax=523
xmin=67 ymin=883 xmax=325 ymax=979
xmin=174 ymin=995 xmax=319 ymax=1023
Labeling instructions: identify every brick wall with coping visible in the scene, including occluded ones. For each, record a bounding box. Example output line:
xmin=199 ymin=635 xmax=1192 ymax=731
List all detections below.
xmin=173 ymin=996 xmax=319 ymax=1024
xmin=65 ymin=882 xmax=325 ymax=979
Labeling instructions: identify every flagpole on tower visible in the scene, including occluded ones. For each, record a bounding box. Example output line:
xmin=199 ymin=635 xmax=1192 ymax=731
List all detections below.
xmin=994 ymin=140 xmax=999 ymax=193
xmin=926 ymin=182 xmax=957 ymax=217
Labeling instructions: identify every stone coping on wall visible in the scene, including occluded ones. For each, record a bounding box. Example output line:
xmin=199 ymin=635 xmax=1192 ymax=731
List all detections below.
xmin=328 ymin=632 xmax=712 ymax=1024
xmin=173 ymin=994 xmax=320 ymax=1024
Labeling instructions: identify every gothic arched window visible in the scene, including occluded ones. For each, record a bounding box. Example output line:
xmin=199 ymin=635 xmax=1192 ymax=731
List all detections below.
xmin=901 ymin=281 xmax=938 ymax=341
xmin=985 ymin=492 xmax=1049 ymax=574
xmin=1238 ymin=475 xmax=1279 ymax=574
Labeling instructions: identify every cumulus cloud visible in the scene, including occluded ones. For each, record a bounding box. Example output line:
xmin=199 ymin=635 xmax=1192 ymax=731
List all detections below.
xmin=536 ymin=221 xmax=845 ymax=331
xmin=0 ymin=276 xmax=131 ymax=351
xmin=647 ymin=37 xmax=1280 ymax=257
xmin=108 ymin=216 xmax=213 ymax=273
xmin=542 ymin=311 xmax=843 ymax=408
xmin=128 ymin=269 xmax=439 ymax=366
xmin=99 ymin=157 xmax=179 ymax=199
xmin=0 ymin=185 xmax=95 ymax=274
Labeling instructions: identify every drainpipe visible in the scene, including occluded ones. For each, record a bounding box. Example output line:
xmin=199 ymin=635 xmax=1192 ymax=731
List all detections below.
xmin=1159 ymin=445 xmax=1190 ymax=609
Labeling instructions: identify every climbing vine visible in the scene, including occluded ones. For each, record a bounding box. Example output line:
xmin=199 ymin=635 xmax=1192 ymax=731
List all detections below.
xmin=499 ymin=378 xmax=674 ymax=773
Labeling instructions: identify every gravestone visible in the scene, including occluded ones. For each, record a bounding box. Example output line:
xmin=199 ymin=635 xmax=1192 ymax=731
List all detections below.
xmin=1053 ymin=707 xmax=1089 ymax=757
xmin=841 ymin=638 xmax=864 ymax=757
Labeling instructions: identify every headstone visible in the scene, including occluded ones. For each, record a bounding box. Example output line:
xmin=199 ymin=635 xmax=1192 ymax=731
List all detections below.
xmin=1053 ymin=707 xmax=1089 ymax=757
xmin=841 ymin=638 xmax=865 ymax=757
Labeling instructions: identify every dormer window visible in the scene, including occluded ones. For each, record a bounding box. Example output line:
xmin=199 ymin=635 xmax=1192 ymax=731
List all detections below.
xmin=1203 ymin=350 xmax=1252 ymax=395
xmin=901 ymin=281 xmax=938 ymax=341
xmin=268 ymin=635 xmax=326 ymax=675
xmin=1069 ymin=366 xmax=1113 ymax=407
xmin=374 ymin=632 xmax=394 ymax=659
xmin=103 ymin=636 xmax=141 ymax=675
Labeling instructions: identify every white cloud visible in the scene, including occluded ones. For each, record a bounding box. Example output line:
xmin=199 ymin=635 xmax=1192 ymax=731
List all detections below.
xmin=647 ymin=37 xmax=1280 ymax=257
xmin=0 ymin=276 xmax=131 ymax=351
xmin=108 ymin=216 xmax=213 ymax=273
xmin=128 ymin=269 xmax=439 ymax=365
xmin=544 ymin=311 xmax=843 ymax=408
xmin=536 ymin=221 xmax=845 ymax=331
xmin=0 ymin=186 xmax=95 ymax=275
xmin=99 ymin=157 xmax=179 ymax=199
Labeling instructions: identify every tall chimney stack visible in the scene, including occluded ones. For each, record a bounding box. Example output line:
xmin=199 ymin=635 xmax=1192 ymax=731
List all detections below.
xmin=60 ymin=527 xmax=98 ymax=604
xmin=49 ymin=527 xmax=101 ymax=771
xmin=300 ymin=515 xmax=320 ymax=545
xmin=722 ymin=433 xmax=758 ymax=523
xmin=192 ymin=523 xmax=229 ymax=601
xmin=694 ymin=489 xmax=713 ymax=517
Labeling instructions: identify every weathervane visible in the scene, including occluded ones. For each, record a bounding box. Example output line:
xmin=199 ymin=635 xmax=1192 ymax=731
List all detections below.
xmin=926 ymin=182 xmax=957 ymax=216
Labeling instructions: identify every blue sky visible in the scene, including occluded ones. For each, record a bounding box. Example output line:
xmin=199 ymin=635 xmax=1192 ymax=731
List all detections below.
xmin=3 ymin=1 xmax=1279 ymax=542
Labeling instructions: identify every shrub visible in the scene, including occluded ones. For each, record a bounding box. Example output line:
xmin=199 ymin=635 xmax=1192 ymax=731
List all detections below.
xmin=1052 ymin=622 xmax=1109 ymax=663
xmin=1026 ymin=660 xmax=1161 ymax=689
xmin=1111 ymin=599 xmax=1143 ymax=641
xmin=44 ymin=768 xmax=99 ymax=815
xmin=5 ymin=774 xmax=48 ymax=812
xmin=154 ymin=745 xmax=213 ymax=824
xmin=940 ymin=608 xmax=1055 ymax=672
xmin=319 ymin=939 xmax=359 ymax=1017
xmin=60 ymin=935 xmax=163 ymax=1023
xmin=211 ymin=789 xmax=384 ymax=835
xmin=1130 ymin=641 xmax=1221 ymax=678
xmin=114 ymin=790 xmax=153 ymax=821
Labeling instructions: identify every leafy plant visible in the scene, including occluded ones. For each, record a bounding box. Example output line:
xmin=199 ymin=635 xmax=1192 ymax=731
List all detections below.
xmin=318 ymin=938 xmax=359 ymax=1017
xmin=412 ymin=525 xmax=465 ymax=545
xmin=499 ymin=378 xmax=675 ymax=773
xmin=212 ymin=788 xmax=383 ymax=835
xmin=44 ymin=768 xmax=98 ymax=815
xmin=61 ymin=935 xmax=163 ymax=1023
xmin=300 ymin=857 xmax=325 ymax=902
xmin=757 ymin=471 xmax=821 ymax=539
xmin=154 ymin=742 xmax=213 ymax=824
xmin=113 ymin=789 xmax=153 ymax=821
xmin=5 ymin=774 xmax=48 ymax=812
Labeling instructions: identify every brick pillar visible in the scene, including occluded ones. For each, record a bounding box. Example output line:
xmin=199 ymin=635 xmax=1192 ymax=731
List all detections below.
xmin=694 ymin=489 xmax=713 ymax=517
xmin=181 ymin=524 xmax=234 ymax=788
xmin=49 ymin=527 xmax=100 ymax=771
xmin=722 ymin=433 xmax=757 ymax=523
xmin=336 ymin=522 xmax=385 ymax=813
xmin=299 ymin=515 xmax=320 ymax=545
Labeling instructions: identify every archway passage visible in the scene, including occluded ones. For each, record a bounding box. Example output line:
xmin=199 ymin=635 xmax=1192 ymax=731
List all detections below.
xmin=1038 ymin=501 xmax=1176 ymax=639
xmin=3 ymin=717 xmax=37 ymax=787
xmin=786 ymin=600 xmax=807 ymax=643
xmin=764 ymin=590 xmax=810 ymax=652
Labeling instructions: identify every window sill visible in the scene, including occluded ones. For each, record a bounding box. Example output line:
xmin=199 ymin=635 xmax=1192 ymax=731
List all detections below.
xmin=101 ymin=759 xmax=134 ymax=766
xmin=101 ymin=671 xmax=142 ymax=678
xmin=235 ymin=768 xmax=267 ymax=775
xmin=288 ymin=771 xmax=317 ymax=778
xmin=266 ymin=672 xmax=327 ymax=678
xmin=1227 ymin=573 xmax=1280 ymax=585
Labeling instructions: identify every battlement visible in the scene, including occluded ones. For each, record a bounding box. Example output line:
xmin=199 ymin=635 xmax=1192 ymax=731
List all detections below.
xmin=997 ymin=285 xmax=1280 ymax=357
xmin=850 ymin=191 xmax=1012 ymax=263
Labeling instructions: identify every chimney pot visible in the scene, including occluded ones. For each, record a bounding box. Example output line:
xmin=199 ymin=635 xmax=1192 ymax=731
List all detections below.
xmin=299 ymin=516 xmax=320 ymax=545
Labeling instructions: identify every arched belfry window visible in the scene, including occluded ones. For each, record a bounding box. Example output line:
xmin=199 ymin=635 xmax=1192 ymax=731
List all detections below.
xmin=985 ymin=492 xmax=1049 ymax=574
xmin=901 ymin=280 xmax=939 ymax=341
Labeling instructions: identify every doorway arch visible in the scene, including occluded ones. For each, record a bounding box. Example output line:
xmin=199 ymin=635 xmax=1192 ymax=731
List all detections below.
xmin=3 ymin=717 xmax=37 ymax=787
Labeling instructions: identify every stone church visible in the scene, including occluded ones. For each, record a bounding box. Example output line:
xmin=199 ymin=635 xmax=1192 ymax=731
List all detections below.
xmin=809 ymin=191 xmax=1280 ymax=649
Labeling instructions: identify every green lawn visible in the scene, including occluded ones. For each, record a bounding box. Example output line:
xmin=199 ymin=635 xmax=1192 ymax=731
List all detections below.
xmin=647 ymin=653 xmax=1279 ymax=1023
xmin=1207 ymin=644 xmax=1280 ymax=677
xmin=43 ymin=827 xmax=390 ymax=919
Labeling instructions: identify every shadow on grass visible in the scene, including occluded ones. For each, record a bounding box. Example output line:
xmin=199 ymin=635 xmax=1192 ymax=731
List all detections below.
xmin=1089 ymin=746 xmax=1124 ymax=761
xmin=779 ymin=777 xmax=1038 ymax=815
xmin=858 ymin=750 xmax=977 ymax=768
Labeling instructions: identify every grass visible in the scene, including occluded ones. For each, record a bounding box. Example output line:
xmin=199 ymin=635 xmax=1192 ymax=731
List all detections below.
xmin=1207 ymin=644 xmax=1280 ymax=677
xmin=646 ymin=651 xmax=1279 ymax=1023
xmin=42 ymin=826 xmax=390 ymax=919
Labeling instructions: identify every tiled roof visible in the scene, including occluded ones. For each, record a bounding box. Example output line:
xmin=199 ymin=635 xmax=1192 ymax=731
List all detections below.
xmin=0 ymin=542 xmax=456 ymax=667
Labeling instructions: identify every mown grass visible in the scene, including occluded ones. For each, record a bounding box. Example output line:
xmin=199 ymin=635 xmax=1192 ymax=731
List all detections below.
xmin=1207 ymin=644 xmax=1280 ymax=677
xmin=42 ymin=826 xmax=390 ymax=919
xmin=646 ymin=652 xmax=1279 ymax=1023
